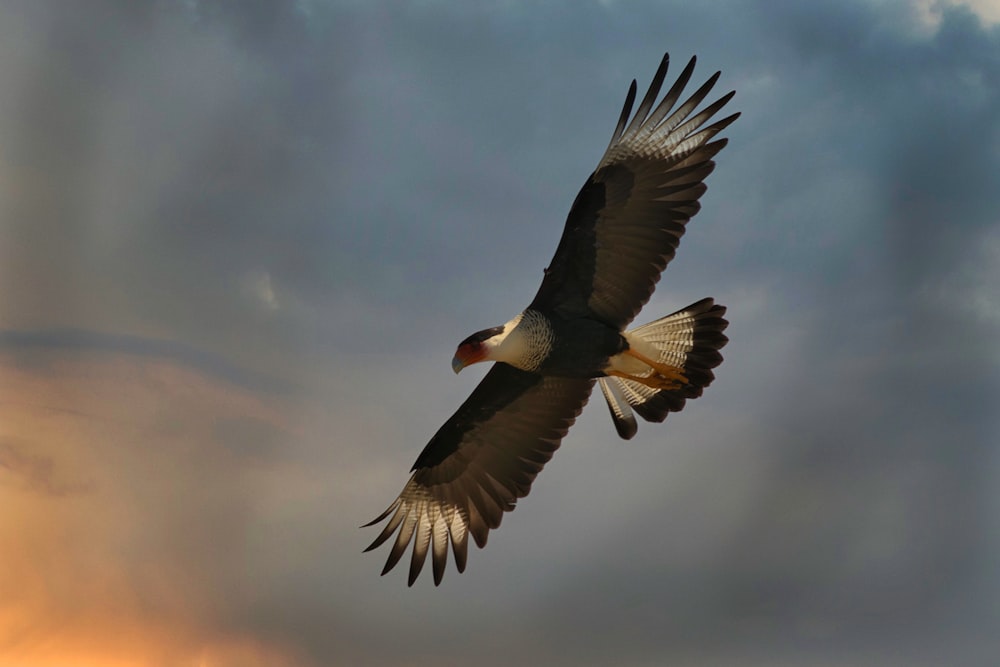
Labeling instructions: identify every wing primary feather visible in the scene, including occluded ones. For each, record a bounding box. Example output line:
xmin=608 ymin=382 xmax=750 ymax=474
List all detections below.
xmin=448 ymin=513 xmax=470 ymax=573
xmin=431 ymin=515 xmax=449 ymax=585
xmin=620 ymin=52 xmax=671 ymax=142
xmin=665 ymin=120 xmax=737 ymax=170
xmin=382 ymin=509 xmax=417 ymax=575
xmin=471 ymin=474 xmax=509 ymax=527
xmin=666 ymin=91 xmax=737 ymax=151
xmin=640 ymin=55 xmax=698 ymax=133
xmin=705 ymin=111 xmax=741 ymax=137
xmin=450 ymin=475 xmax=492 ymax=548
xmin=362 ymin=500 xmax=404 ymax=552
xmin=360 ymin=498 xmax=400 ymax=529
xmin=407 ymin=514 xmax=432 ymax=586
xmin=605 ymin=79 xmax=638 ymax=155
xmin=464 ymin=487 xmax=492 ymax=548
xmin=654 ymin=70 xmax=722 ymax=140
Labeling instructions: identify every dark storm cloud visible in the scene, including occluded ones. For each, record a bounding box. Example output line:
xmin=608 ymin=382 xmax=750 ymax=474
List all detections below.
xmin=0 ymin=0 xmax=354 ymax=379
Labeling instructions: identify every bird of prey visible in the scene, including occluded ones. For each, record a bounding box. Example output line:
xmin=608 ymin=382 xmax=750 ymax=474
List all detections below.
xmin=365 ymin=53 xmax=738 ymax=585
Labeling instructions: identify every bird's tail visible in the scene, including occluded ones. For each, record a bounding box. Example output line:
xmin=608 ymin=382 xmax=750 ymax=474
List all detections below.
xmin=599 ymin=298 xmax=728 ymax=439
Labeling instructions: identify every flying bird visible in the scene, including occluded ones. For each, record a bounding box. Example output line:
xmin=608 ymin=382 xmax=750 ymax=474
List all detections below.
xmin=365 ymin=53 xmax=738 ymax=585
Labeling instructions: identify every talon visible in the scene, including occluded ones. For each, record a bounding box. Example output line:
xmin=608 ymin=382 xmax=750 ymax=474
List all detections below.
xmin=607 ymin=348 xmax=688 ymax=390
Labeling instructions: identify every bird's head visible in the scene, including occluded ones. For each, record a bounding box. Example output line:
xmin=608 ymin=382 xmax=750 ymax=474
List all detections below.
xmin=452 ymin=325 xmax=505 ymax=373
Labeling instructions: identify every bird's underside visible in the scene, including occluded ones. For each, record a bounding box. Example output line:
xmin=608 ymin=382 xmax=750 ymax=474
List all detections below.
xmin=364 ymin=52 xmax=738 ymax=585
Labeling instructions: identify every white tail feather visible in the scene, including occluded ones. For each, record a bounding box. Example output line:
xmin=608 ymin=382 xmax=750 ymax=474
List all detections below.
xmin=600 ymin=298 xmax=728 ymax=439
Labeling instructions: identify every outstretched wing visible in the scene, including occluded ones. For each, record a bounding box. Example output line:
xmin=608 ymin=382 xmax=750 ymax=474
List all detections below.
xmin=530 ymin=54 xmax=739 ymax=329
xmin=364 ymin=364 xmax=594 ymax=586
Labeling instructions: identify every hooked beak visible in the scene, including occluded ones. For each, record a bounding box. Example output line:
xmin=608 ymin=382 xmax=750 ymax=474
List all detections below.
xmin=452 ymin=344 xmax=485 ymax=374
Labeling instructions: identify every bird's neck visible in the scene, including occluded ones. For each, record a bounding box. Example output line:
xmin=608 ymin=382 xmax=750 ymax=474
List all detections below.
xmin=488 ymin=310 xmax=554 ymax=371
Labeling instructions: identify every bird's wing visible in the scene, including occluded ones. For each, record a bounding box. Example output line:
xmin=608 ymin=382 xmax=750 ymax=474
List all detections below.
xmin=529 ymin=54 xmax=739 ymax=329
xmin=364 ymin=363 xmax=595 ymax=586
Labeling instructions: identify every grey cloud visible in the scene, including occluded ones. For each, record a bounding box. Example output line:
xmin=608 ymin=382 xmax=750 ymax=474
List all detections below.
xmin=1 ymin=0 xmax=351 ymax=382
xmin=0 ymin=328 xmax=294 ymax=393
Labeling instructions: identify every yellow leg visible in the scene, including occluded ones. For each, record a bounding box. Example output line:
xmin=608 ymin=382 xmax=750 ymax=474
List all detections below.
xmin=607 ymin=349 xmax=688 ymax=390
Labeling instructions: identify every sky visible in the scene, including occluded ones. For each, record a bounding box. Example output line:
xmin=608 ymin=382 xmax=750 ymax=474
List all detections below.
xmin=1 ymin=0 xmax=998 ymax=665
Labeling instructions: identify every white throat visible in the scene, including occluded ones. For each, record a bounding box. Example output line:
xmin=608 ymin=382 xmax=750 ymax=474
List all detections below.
xmin=486 ymin=310 xmax=553 ymax=372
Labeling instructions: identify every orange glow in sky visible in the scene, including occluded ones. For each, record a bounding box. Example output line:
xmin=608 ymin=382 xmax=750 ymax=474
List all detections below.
xmin=0 ymin=351 xmax=310 ymax=667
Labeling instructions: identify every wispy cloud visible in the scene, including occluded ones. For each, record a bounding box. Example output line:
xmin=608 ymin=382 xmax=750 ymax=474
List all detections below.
xmin=0 ymin=438 xmax=92 ymax=497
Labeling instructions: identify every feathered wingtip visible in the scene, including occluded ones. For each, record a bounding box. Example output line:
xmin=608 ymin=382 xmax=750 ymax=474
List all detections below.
xmin=599 ymin=52 xmax=740 ymax=170
xmin=363 ymin=479 xmax=480 ymax=586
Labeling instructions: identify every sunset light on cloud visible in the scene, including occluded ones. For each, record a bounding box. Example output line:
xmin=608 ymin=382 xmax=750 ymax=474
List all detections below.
xmin=1 ymin=351 xmax=307 ymax=666
xmin=2 ymin=1 xmax=998 ymax=665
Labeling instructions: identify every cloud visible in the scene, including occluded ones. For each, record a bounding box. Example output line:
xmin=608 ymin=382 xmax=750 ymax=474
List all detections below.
xmin=244 ymin=270 xmax=280 ymax=311
xmin=916 ymin=0 xmax=1000 ymax=29
xmin=0 ymin=348 xmax=320 ymax=666
xmin=0 ymin=438 xmax=92 ymax=497
xmin=0 ymin=328 xmax=292 ymax=394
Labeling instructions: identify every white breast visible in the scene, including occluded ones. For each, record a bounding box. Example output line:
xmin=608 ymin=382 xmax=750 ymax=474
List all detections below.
xmin=489 ymin=310 xmax=554 ymax=372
